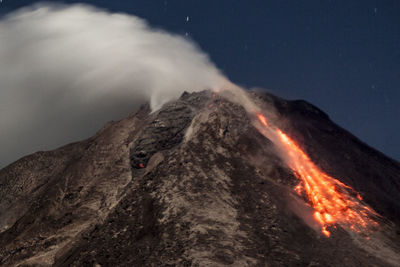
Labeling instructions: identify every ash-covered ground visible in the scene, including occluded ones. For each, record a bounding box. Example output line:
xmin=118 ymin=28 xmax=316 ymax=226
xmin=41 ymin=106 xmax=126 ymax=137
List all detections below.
xmin=1 ymin=90 xmax=400 ymax=266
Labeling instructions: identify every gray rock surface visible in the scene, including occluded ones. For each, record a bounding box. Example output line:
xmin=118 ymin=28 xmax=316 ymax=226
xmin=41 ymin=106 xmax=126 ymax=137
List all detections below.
xmin=0 ymin=90 xmax=400 ymax=266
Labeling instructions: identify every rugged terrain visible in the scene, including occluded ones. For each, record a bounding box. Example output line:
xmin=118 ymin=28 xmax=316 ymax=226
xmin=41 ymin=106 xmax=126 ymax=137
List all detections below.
xmin=0 ymin=90 xmax=400 ymax=266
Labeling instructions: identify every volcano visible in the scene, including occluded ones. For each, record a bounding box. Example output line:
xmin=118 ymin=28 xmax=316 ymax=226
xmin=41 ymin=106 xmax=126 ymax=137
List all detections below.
xmin=0 ymin=89 xmax=399 ymax=266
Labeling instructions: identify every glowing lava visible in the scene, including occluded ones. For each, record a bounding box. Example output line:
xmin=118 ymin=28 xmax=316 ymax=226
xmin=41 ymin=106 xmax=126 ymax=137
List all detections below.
xmin=256 ymin=113 xmax=379 ymax=237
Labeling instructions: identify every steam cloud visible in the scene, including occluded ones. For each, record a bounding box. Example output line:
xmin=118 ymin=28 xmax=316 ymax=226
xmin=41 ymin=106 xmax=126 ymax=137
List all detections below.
xmin=0 ymin=4 xmax=224 ymax=168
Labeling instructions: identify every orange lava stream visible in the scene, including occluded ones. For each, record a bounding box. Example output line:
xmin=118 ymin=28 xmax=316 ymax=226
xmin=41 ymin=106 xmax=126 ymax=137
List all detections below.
xmin=256 ymin=113 xmax=379 ymax=237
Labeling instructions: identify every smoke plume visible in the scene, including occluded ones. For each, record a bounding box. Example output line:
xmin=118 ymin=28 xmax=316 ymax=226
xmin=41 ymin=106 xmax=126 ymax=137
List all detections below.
xmin=0 ymin=3 xmax=224 ymax=168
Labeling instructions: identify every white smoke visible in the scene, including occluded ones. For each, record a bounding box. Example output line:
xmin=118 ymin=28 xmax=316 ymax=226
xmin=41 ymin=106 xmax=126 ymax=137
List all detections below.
xmin=0 ymin=3 xmax=224 ymax=168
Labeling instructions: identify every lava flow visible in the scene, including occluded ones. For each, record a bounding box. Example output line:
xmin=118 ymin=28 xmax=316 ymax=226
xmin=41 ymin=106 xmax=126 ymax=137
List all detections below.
xmin=255 ymin=113 xmax=379 ymax=237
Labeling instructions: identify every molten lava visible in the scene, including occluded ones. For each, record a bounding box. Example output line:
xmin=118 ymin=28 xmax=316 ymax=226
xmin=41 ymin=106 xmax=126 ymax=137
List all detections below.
xmin=256 ymin=113 xmax=379 ymax=237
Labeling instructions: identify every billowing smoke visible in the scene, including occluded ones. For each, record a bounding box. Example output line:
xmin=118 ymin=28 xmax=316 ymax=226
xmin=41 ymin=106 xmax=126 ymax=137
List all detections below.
xmin=0 ymin=3 xmax=224 ymax=168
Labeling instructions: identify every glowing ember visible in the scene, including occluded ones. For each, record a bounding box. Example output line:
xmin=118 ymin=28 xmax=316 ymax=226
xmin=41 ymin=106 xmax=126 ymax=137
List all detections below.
xmin=257 ymin=113 xmax=269 ymax=127
xmin=255 ymin=112 xmax=379 ymax=237
xmin=139 ymin=163 xmax=145 ymax=168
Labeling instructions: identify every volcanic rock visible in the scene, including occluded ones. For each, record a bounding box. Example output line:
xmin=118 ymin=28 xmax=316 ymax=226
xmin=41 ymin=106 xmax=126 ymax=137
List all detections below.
xmin=0 ymin=90 xmax=399 ymax=266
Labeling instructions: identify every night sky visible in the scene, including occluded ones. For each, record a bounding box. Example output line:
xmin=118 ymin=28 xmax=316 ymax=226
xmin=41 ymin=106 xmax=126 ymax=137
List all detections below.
xmin=1 ymin=0 xmax=399 ymax=160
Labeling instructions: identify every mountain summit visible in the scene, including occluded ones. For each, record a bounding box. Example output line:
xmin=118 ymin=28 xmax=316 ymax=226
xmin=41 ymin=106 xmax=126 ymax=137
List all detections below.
xmin=1 ymin=90 xmax=399 ymax=266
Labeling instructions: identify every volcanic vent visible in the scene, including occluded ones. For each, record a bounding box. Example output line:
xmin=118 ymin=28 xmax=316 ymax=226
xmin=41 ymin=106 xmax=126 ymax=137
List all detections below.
xmin=0 ymin=90 xmax=400 ymax=266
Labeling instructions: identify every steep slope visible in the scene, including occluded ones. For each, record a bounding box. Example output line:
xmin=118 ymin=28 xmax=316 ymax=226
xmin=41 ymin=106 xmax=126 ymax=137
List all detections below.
xmin=0 ymin=105 xmax=149 ymax=265
xmin=0 ymin=90 xmax=399 ymax=266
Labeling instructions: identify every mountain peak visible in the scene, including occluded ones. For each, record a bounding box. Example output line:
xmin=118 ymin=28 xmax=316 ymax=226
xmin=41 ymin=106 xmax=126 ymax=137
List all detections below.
xmin=1 ymin=89 xmax=400 ymax=266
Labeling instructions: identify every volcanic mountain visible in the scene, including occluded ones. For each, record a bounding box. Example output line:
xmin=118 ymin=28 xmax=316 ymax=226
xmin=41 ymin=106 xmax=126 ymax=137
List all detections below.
xmin=0 ymin=89 xmax=399 ymax=266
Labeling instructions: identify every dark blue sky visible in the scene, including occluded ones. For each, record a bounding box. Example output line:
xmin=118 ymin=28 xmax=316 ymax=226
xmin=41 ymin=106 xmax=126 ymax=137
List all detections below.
xmin=1 ymin=0 xmax=399 ymax=160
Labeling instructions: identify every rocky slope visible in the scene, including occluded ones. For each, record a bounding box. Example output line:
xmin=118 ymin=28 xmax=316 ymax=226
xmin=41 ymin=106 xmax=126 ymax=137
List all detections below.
xmin=0 ymin=90 xmax=399 ymax=266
